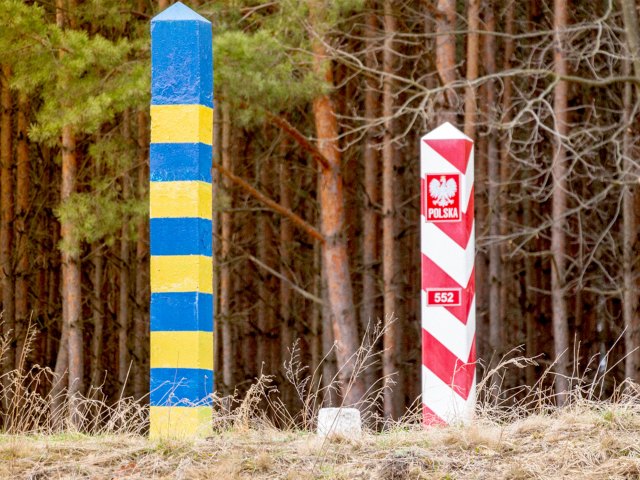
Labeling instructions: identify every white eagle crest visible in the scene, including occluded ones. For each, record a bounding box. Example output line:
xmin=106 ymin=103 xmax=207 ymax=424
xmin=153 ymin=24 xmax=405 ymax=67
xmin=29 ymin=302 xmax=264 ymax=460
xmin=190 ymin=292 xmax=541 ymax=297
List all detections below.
xmin=429 ymin=176 xmax=457 ymax=207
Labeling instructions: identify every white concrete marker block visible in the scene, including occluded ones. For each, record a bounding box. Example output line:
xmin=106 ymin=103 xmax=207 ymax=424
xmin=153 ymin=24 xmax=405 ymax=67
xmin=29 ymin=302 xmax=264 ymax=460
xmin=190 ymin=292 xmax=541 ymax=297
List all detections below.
xmin=317 ymin=408 xmax=362 ymax=439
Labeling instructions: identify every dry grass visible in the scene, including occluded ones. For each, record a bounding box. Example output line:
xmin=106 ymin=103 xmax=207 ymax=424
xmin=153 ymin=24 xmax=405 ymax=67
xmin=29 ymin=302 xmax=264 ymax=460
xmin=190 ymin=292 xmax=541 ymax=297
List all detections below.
xmin=1 ymin=402 xmax=640 ymax=479
xmin=2 ymin=323 xmax=640 ymax=478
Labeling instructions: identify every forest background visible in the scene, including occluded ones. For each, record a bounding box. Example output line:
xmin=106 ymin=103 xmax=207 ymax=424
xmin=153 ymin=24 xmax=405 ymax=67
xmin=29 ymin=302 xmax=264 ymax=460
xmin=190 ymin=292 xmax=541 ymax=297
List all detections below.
xmin=0 ymin=0 xmax=639 ymax=426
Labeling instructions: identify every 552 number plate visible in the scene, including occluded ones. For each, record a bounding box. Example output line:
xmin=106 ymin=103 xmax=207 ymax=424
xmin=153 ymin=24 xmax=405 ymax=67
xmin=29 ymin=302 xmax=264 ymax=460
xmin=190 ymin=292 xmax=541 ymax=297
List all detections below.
xmin=426 ymin=288 xmax=462 ymax=307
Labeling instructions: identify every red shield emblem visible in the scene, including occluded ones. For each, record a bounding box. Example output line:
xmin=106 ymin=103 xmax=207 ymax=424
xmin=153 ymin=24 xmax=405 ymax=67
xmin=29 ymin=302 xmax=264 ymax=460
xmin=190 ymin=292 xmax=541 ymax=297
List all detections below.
xmin=425 ymin=173 xmax=461 ymax=222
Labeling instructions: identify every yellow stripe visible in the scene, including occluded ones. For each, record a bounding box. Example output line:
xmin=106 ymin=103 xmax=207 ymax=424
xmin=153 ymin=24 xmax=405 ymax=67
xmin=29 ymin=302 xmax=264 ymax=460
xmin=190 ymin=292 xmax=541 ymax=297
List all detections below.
xmin=150 ymin=181 xmax=212 ymax=218
xmin=151 ymin=255 xmax=212 ymax=294
xmin=150 ymin=105 xmax=213 ymax=145
xmin=150 ymin=406 xmax=212 ymax=439
xmin=151 ymin=331 xmax=213 ymax=370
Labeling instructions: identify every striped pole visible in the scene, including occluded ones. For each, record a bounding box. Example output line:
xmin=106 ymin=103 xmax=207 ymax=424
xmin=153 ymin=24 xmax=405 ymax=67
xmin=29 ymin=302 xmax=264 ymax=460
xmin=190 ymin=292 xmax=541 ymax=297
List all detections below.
xmin=420 ymin=122 xmax=475 ymax=425
xmin=149 ymin=2 xmax=214 ymax=439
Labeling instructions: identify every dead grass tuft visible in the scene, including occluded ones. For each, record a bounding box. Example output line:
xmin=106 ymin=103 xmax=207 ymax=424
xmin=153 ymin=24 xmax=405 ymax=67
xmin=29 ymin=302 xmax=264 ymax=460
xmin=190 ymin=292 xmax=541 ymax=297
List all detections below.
xmin=377 ymin=448 xmax=434 ymax=480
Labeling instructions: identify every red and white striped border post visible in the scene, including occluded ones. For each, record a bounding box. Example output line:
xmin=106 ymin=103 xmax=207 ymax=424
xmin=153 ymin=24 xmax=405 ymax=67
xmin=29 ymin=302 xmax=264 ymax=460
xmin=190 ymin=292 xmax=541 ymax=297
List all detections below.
xmin=420 ymin=122 xmax=476 ymax=425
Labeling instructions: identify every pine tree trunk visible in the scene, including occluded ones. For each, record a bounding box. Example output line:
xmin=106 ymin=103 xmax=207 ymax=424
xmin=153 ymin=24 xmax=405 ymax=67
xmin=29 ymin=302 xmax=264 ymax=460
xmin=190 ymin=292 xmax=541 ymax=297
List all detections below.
xmin=463 ymin=0 xmax=479 ymax=139
xmin=484 ymin=1 xmax=502 ymax=364
xmin=220 ymin=101 xmax=234 ymax=391
xmin=551 ymin=0 xmax=571 ymax=403
xmin=382 ymin=0 xmax=401 ymax=418
xmin=0 ymin=65 xmax=15 ymax=382
xmin=212 ymin=104 xmax=221 ymax=386
xmin=361 ymin=8 xmax=379 ymax=394
xmin=133 ymin=109 xmax=148 ymax=400
xmin=620 ymin=0 xmax=640 ymax=382
xmin=309 ymin=3 xmax=367 ymax=406
xmin=474 ymin=123 xmax=489 ymax=362
xmin=90 ymin=244 xmax=104 ymax=389
xmin=622 ymin=63 xmax=639 ymax=381
xmin=321 ymin=258 xmax=338 ymax=406
xmin=523 ymin=203 xmax=537 ymax=386
xmin=118 ymin=114 xmax=131 ymax=395
xmin=15 ymin=94 xmax=29 ymax=367
xmin=55 ymin=0 xmax=83 ymax=418
xmin=279 ymin=142 xmax=294 ymax=404
xmin=499 ymin=0 xmax=515 ymax=368
xmin=435 ymin=0 xmax=457 ymax=122
xmin=50 ymin=217 xmax=66 ymax=419
xmin=47 ymin=216 xmax=60 ymax=372
xmin=620 ymin=0 xmax=640 ymax=79
xmin=257 ymin=156 xmax=275 ymax=372
xmin=51 ymin=321 xmax=69 ymax=418
xmin=61 ymin=124 xmax=83 ymax=402
xmin=312 ymin=240 xmax=324 ymax=390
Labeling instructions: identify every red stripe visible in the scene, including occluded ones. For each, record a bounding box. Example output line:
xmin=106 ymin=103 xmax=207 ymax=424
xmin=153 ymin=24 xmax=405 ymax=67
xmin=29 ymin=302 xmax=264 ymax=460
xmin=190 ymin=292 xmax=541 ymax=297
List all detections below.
xmin=422 ymin=329 xmax=476 ymax=400
xmin=432 ymin=186 xmax=474 ymax=249
xmin=424 ymin=138 xmax=473 ymax=174
xmin=422 ymin=404 xmax=446 ymax=426
xmin=422 ymin=254 xmax=475 ymax=325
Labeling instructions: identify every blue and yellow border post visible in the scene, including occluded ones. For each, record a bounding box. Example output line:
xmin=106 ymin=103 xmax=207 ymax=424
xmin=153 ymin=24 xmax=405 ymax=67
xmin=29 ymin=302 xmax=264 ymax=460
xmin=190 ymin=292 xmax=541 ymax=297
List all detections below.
xmin=149 ymin=1 xmax=214 ymax=439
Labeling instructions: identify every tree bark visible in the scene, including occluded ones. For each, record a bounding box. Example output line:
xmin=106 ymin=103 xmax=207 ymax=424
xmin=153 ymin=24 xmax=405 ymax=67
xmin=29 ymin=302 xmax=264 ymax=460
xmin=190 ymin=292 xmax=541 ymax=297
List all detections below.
xmin=212 ymin=103 xmax=221 ymax=387
xmin=551 ymin=0 xmax=571 ymax=403
xmin=309 ymin=3 xmax=367 ymax=406
xmin=279 ymin=141 xmax=294 ymax=404
xmin=620 ymin=0 xmax=640 ymax=383
xmin=54 ymin=0 xmax=83 ymax=419
xmin=382 ymin=0 xmax=401 ymax=419
xmin=118 ymin=113 xmax=131 ymax=395
xmin=312 ymin=239 xmax=324 ymax=393
xmin=463 ymin=0 xmax=480 ymax=139
xmin=484 ymin=1 xmax=502 ymax=365
xmin=90 ymin=244 xmax=104 ymax=389
xmin=220 ymin=101 xmax=234 ymax=391
xmin=61 ymin=124 xmax=83 ymax=401
xmin=500 ymin=0 xmax=515 ymax=368
xmin=620 ymin=0 xmax=640 ymax=80
xmin=435 ymin=0 xmax=457 ymax=122
xmin=256 ymin=156 xmax=276 ymax=372
xmin=321 ymin=256 xmax=338 ymax=406
xmin=0 ymin=65 xmax=15 ymax=382
xmin=15 ymin=93 xmax=29 ymax=367
xmin=523 ymin=198 xmax=537 ymax=386
xmin=622 ymin=62 xmax=639 ymax=381
xmin=360 ymin=9 xmax=379 ymax=395
xmin=133 ymin=109 xmax=148 ymax=400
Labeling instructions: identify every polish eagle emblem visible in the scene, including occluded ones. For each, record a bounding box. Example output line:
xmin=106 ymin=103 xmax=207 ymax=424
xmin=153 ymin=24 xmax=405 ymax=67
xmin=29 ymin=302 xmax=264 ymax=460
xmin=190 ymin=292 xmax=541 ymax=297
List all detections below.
xmin=429 ymin=176 xmax=457 ymax=207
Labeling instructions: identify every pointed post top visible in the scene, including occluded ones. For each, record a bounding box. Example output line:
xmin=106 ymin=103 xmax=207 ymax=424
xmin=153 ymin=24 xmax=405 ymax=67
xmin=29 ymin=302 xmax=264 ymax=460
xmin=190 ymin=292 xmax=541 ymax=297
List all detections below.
xmin=152 ymin=1 xmax=210 ymax=24
xmin=422 ymin=122 xmax=472 ymax=142
xmin=150 ymin=0 xmax=213 ymax=107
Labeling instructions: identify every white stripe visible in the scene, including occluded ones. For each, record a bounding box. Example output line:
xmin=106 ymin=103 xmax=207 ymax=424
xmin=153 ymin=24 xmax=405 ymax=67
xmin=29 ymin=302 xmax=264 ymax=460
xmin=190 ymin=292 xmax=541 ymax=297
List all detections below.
xmin=422 ymin=122 xmax=472 ymax=141
xmin=422 ymin=365 xmax=475 ymax=424
xmin=421 ymin=222 xmax=475 ymax=286
xmin=421 ymin=292 xmax=476 ymax=361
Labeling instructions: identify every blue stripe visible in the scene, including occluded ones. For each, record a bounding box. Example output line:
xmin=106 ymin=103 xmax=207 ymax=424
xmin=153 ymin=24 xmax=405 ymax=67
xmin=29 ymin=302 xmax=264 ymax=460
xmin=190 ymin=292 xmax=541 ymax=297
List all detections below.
xmin=150 ymin=218 xmax=212 ymax=256
xmin=151 ymin=18 xmax=213 ymax=108
xmin=151 ymin=292 xmax=213 ymax=332
xmin=150 ymin=143 xmax=212 ymax=182
xmin=150 ymin=368 xmax=213 ymax=406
